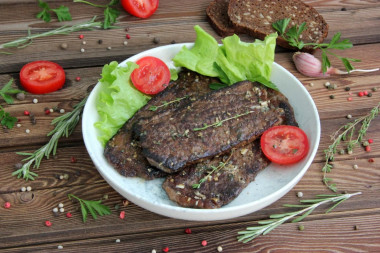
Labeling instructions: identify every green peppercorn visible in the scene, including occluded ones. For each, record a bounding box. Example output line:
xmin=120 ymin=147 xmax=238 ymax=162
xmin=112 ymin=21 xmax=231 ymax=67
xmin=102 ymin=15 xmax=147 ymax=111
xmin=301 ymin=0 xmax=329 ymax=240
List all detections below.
xmin=367 ymin=93 xmax=372 ymax=97
xmin=372 ymin=87 xmax=378 ymax=92
xmin=330 ymin=95 xmax=335 ymax=99
xmin=298 ymin=225 xmax=305 ymax=231
xmin=345 ymin=87 xmax=351 ymax=91
xmin=362 ymin=141 xmax=369 ymax=147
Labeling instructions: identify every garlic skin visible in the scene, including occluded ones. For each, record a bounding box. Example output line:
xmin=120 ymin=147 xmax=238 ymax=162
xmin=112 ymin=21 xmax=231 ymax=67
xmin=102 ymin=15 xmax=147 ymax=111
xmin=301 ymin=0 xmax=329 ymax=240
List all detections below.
xmin=292 ymin=52 xmax=330 ymax=77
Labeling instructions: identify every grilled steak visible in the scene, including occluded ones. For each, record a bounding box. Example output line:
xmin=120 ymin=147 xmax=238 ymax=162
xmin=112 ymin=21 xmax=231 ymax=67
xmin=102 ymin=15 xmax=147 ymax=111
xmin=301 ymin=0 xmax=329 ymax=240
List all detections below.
xmin=104 ymin=70 xmax=217 ymax=180
xmin=162 ymin=139 xmax=270 ymax=208
xmin=134 ymin=81 xmax=287 ymax=173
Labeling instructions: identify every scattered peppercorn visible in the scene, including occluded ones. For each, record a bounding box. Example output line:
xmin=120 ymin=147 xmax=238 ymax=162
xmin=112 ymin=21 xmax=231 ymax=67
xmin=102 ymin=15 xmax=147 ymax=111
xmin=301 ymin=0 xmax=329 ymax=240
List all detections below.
xmin=60 ymin=43 xmax=68 ymax=50
xmin=75 ymin=76 xmax=81 ymax=81
xmin=354 ymin=225 xmax=359 ymax=230
xmin=53 ymin=207 xmax=58 ymax=213
xmin=98 ymin=39 xmax=103 ymax=44
xmin=58 ymin=245 xmax=63 ymax=250
xmin=79 ymin=34 xmax=84 ymax=39
xmin=80 ymin=48 xmax=85 ymax=53
xmin=348 ymin=150 xmax=353 ymax=155
xmin=122 ymin=200 xmax=129 ymax=207
xmin=16 ymin=123 xmax=21 ymax=127
xmin=25 ymin=129 xmax=30 ymax=134
xmin=4 ymin=202 xmax=11 ymax=209
xmin=365 ymin=146 xmax=371 ymax=152
xmin=368 ymin=139 xmax=374 ymax=144
xmin=125 ymin=27 xmax=129 ymax=32
xmin=339 ymin=149 xmax=345 ymax=155
xmin=346 ymin=114 xmax=352 ymax=119
xmin=24 ymin=110 xmax=30 ymax=116
xmin=45 ymin=109 xmax=51 ymax=115
xmin=16 ymin=92 xmax=25 ymax=100
xmin=70 ymin=156 xmax=77 ymax=163
xmin=372 ymin=87 xmax=378 ymax=92
xmin=103 ymin=194 xmax=109 ymax=200
xmin=298 ymin=224 xmax=305 ymax=231
xmin=115 ymin=239 xmax=121 ymax=243
xmin=367 ymin=92 xmax=372 ymax=97
xmin=45 ymin=220 xmax=52 ymax=227
xmin=171 ymin=40 xmax=176 ymax=44
xmin=185 ymin=228 xmax=192 ymax=234
xmin=347 ymin=97 xmax=352 ymax=101
xmin=162 ymin=247 xmax=169 ymax=252
xmin=217 ymin=246 xmax=223 ymax=252
xmin=21 ymin=187 xmax=26 ymax=192
xmin=114 ymin=204 xmax=120 ymax=210
xmin=201 ymin=240 xmax=208 ymax=246
xmin=297 ymin=192 xmax=303 ymax=198
xmin=126 ymin=34 xmax=131 ymax=39
xmin=63 ymin=173 xmax=69 ymax=180
xmin=26 ymin=186 xmax=32 ymax=192
xmin=153 ymin=37 xmax=160 ymax=44
xmin=345 ymin=87 xmax=351 ymax=91
xmin=353 ymin=164 xmax=359 ymax=169
xmin=330 ymin=95 xmax=335 ymax=99
xmin=341 ymin=7 xmax=347 ymax=11
xmin=119 ymin=210 xmax=125 ymax=219
xmin=363 ymin=91 xmax=368 ymax=96
xmin=58 ymin=203 xmax=64 ymax=208
xmin=152 ymin=250 xmax=157 ymax=253
xmin=368 ymin=158 xmax=374 ymax=163
xmin=362 ymin=141 xmax=369 ymax=147
xmin=82 ymin=41 xmax=87 ymax=45
xmin=358 ymin=91 xmax=364 ymax=97
xmin=123 ymin=41 xmax=128 ymax=46
xmin=324 ymin=82 xmax=330 ymax=88
xmin=59 ymin=109 xmax=65 ymax=114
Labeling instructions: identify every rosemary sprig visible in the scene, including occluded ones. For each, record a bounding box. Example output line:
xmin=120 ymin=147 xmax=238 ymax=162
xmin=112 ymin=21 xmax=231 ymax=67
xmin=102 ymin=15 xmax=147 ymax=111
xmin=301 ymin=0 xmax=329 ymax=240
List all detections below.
xmin=193 ymin=110 xmax=254 ymax=132
xmin=68 ymin=194 xmax=111 ymax=222
xmin=272 ymin=18 xmax=359 ymax=73
xmin=0 ymin=17 xmax=101 ymax=53
xmin=12 ymin=96 xmax=88 ymax=181
xmin=149 ymin=96 xmax=189 ymax=111
xmin=322 ymin=103 xmax=380 ymax=192
xmin=237 ymin=192 xmax=362 ymax=243
xmin=192 ymin=151 xmax=234 ymax=189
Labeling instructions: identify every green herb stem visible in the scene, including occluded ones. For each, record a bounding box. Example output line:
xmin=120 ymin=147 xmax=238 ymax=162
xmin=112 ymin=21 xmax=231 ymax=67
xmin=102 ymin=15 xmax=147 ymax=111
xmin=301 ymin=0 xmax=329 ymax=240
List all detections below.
xmin=73 ymin=0 xmax=108 ymax=8
xmin=68 ymin=194 xmax=111 ymax=222
xmin=149 ymin=96 xmax=189 ymax=111
xmin=0 ymin=17 xmax=101 ymax=51
xmin=193 ymin=110 xmax=255 ymax=132
xmin=12 ymin=96 xmax=88 ymax=181
xmin=237 ymin=192 xmax=361 ymax=243
xmin=322 ymin=103 xmax=380 ymax=192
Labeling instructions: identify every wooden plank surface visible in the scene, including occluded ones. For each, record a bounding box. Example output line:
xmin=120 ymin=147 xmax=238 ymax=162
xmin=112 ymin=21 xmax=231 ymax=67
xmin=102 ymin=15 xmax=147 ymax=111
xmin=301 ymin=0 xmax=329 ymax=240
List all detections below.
xmin=0 ymin=0 xmax=379 ymax=252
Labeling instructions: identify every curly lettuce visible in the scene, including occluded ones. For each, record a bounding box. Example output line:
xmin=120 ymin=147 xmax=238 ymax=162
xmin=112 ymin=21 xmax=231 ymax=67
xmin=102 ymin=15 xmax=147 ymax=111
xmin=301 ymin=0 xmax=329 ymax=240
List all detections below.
xmin=95 ymin=61 xmax=151 ymax=146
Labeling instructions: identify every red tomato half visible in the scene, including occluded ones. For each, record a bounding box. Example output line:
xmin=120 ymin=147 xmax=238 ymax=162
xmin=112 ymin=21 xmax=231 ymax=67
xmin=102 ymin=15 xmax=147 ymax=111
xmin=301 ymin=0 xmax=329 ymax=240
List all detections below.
xmin=260 ymin=125 xmax=309 ymax=165
xmin=131 ymin=56 xmax=170 ymax=95
xmin=20 ymin=61 xmax=65 ymax=94
xmin=121 ymin=0 xmax=159 ymax=18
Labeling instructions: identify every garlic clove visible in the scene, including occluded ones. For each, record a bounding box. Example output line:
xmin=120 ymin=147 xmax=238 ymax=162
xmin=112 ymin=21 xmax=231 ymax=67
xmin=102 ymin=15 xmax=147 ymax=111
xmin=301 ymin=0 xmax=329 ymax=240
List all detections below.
xmin=292 ymin=52 xmax=330 ymax=77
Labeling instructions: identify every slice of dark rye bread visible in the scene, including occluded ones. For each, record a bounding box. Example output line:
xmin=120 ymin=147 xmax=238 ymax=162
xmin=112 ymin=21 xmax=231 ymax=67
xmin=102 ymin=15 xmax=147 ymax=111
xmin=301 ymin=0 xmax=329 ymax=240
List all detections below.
xmin=207 ymin=0 xmax=328 ymax=52
xmin=206 ymin=0 xmax=235 ymax=36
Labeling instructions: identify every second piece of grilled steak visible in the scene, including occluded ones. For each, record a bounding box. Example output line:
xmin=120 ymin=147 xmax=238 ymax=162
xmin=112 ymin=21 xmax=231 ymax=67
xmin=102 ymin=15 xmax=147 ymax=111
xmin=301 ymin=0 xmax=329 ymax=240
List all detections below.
xmin=162 ymin=139 xmax=270 ymax=208
xmin=134 ymin=81 xmax=286 ymax=173
xmin=104 ymin=70 xmax=216 ymax=180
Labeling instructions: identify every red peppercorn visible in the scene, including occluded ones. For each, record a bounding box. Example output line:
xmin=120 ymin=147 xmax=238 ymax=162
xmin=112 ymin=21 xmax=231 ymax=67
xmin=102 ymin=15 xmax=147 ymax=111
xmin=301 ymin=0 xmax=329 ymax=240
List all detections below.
xmin=368 ymin=158 xmax=375 ymax=163
xmin=66 ymin=212 xmax=72 ymax=218
xmin=347 ymin=97 xmax=352 ymax=101
xmin=75 ymin=76 xmax=81 ymax=81
xmin=358 ymin=91 xmax=364 ymax=97
xmin=368 ymin=139 xmax=374 ymax=144
xmin=70 ymin=156 xmax=77 ymax=163
xmin=162 ymin=247 xmax=169 ymax=252
xmin=126 ymin=34 xmax=131 ymax=39
xmin=24 ymin=110 xmax=30 ymax=116
xmin=79 ymin=34 xmax=84 ymax=39
xmin=201 ymin=240 xmax=208 ymax=246
xmin=4 ymin=202 xmax=11 ymax=209
xmin=185 ymin=228 xmax=192 ymax=234
xmin=365 ymin=146 xmax=371 ymax=152
xmin=119 ymin=211 xmax=125 ymax=219
xmin=45 ymin=220 xmax=52 ymax=227
xmin=45 ymin=109 xmax=50 ymax=115
xmin=363 ymin=91 xmax=368 ymax=96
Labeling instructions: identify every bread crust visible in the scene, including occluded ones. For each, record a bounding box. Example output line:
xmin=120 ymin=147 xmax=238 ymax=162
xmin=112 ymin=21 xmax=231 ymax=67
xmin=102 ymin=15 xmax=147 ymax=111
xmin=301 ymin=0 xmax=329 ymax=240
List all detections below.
xmin=227 ymin=0 xmax=329 ymax=52
xmin=206 ymin=0 xmax=236 ymax=36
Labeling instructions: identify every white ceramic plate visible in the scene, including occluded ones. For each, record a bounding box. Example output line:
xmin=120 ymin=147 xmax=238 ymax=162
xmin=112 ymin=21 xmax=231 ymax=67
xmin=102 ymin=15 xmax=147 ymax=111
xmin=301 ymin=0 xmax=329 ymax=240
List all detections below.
xmin=82 ymin=43 xmax=320 ymax=221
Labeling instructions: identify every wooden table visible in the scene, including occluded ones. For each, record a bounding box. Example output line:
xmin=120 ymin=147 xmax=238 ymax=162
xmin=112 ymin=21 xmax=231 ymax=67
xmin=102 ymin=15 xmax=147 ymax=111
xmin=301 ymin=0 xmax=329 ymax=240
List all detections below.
xmin=1 ymin=1 xmax=379 ymax=252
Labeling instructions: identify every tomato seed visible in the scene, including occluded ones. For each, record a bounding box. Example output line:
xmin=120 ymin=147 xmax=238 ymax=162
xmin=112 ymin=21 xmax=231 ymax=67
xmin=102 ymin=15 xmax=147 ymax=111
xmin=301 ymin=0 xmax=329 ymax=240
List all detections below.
xmin=119 ymin=211 xmax=125 ymax=219
xmin=45 ymin=220 xmax=52 ymax=227
xmin=4 ymin=202 xmax=11 ymax=209
xmin=185 ymin=228 xmax=192 ymax=234
xmin=201 ymin=240 xmax=208 ymax=246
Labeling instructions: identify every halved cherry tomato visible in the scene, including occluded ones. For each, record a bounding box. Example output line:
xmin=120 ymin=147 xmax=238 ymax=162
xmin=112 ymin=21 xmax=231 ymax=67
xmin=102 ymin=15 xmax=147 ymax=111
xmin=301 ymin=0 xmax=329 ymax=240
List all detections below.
xmin=260 ymin=125 xmax=309 ymax=165
xmin=121 ymin=0 xmax=159 ymax=18
xmin=20 ymin=61 xmax=65 ymax=94
xmin=131 ymin=56 xmax=170 ymax=95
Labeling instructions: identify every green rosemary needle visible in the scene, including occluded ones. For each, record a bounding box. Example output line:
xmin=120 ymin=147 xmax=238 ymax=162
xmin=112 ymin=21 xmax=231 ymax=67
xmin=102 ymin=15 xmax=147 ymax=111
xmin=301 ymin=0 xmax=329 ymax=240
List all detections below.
xmin=149 ymin=96 xmax=189 ymax=111
xmin=322 ymin=103 xmax=379 ymax=192
xmin=0 ymin=17 xmax=101 ymax=52
xmin=12 ymin=96 xmax=88 ymax=180
xmin=237 ymin=192 xmax=361 ymax=243
xmin=193 ymin=110 xmax=255 ymax=131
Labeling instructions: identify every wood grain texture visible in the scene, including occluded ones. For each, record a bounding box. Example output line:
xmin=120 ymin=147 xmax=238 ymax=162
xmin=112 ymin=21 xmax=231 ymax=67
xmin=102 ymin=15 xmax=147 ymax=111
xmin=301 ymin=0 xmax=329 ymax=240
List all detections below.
xmin=0 ymin=0 xmax=379 ymax=252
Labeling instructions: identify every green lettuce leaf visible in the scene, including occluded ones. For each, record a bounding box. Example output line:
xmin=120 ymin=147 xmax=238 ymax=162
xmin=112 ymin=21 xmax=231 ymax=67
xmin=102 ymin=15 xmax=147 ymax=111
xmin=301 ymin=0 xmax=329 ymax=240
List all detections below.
xmin=172 ymin=25 xmax=220 ymax=77
xmin=95 ymin=61 xmax=151 ymax=146
xmin=173 ymin=25 xmax=278 ymax=90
